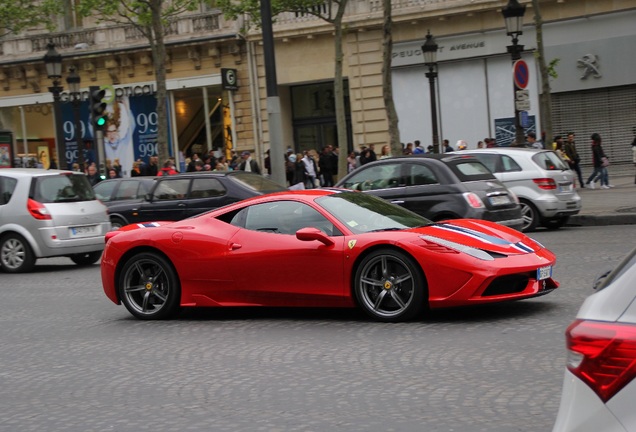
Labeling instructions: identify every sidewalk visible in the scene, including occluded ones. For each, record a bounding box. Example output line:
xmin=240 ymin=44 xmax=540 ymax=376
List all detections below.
xmin=568 ymin=174 xmax=636 ymax=227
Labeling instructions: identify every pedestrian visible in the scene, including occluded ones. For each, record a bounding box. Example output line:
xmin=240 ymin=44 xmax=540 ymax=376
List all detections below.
xmin=302 ymin=151 xmax=318 ymax=188
xmin=564 ymin=132 xmax=585 ymax=188
xmin=359 ymin=144 xmax=377 ymax=165
xmin=86 ymin=164 xmax=102 ymax=186
xmin=477 ymin=141 xmax=484 ymax=149
xmin=347 ymin=151 xmax=357 ymax=173
xmin=443 ymin=139 xmax=453 ymax=153
xmin=319 ymin=146 xmax=336 ymax=187
xmin=413 ymin=140 xmax=424 ymax=154
xmin=379 ymin=145 xmax=391 ymax=159
xmin=526 ymin=132 xmax=543 ymax=149
xmin=585 ymin=133 xmax=612 ymax=189
xmin=238 ymin=150 xmax=261 ymax=174
xmin=159 ymin=159 xmax=178 ymax=176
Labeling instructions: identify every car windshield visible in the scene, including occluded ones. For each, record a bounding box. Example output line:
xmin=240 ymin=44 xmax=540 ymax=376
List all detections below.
xmin=316 ymin=192 xmax=431 ymax=234
xmin=32 ymin=173 xmax=96 ymax=203
xmin=229 ymin=172 xmax=287 ymax=193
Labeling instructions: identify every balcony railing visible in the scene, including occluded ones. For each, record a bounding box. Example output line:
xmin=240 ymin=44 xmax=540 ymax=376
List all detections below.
xmin=0 ymin=10 xmax=237 ymax=61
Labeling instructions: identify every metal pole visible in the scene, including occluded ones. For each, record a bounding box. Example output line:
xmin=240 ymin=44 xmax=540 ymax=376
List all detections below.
xmin=260 ymin=0 xmax=285 ymax=185
xmin=49 ymin=82 xmax=67 ymax=169
xmin=426 ymin=67 xmax=439 ymax=154
xmin=508 ymin=38 xmax=525 ymax=147
xmin=72 ymin=95 xmax=85 ymax=172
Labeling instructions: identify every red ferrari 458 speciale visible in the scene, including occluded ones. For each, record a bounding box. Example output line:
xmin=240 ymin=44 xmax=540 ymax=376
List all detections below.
xmin=101 ymin=189 xmax=558 ymax=322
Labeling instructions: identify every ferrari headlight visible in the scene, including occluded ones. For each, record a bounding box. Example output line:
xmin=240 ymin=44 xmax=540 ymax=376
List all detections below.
xmin=420 ymin=235 xmax=495 ymax=261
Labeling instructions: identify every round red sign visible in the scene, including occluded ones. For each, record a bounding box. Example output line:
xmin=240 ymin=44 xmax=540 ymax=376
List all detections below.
xmin=513 ymin=60 xmax=529 ymax=89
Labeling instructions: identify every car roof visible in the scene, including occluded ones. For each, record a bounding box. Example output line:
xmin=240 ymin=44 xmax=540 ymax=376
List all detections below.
xmin=0 ymin=168 xmax=78 ymax=179
xmin=460 ymin=148 xmax=546 ymax=154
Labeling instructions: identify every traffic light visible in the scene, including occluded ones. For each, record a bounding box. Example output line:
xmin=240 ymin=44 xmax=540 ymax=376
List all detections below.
xmin=89 ymin=86 xmax=107 ymax=130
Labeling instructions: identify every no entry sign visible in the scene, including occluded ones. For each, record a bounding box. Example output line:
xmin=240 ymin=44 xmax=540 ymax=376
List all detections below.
xmin=513 ymin=60 xmax=529 ymax=89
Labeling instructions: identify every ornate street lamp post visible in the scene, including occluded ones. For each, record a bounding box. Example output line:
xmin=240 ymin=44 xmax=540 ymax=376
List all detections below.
xmin=422 ymin=31 xmax=440 ymax=153
xmin=43 ymin=42 xmax=67 ymax=168
xmin=66 ymin=66 xmax=85 ymax=172
xmin=502 ymin=0 xmax=527 ymax=147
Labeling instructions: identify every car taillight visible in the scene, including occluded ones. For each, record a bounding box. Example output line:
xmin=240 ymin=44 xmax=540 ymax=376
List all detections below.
xmin=532 ymin=178 xmax=557 ymax=190
xmin=462 ymin=192 xmax=484 ymax=208
xmin=27 ymin=199 xmax=52 ymax=220
xmin=566 ymin=319 xmax=636 ymax=403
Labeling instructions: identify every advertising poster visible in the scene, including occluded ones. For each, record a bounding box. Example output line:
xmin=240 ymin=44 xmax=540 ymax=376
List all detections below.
xmin=37 ymin=145 xmax=50 ymax=169
xmin=494 ymin=115 xmax=536 ymax=147
xmin=0 ymin=143 xmax=12 ymax=168
xmin=62 ymin=85 xmax=171 ymax=176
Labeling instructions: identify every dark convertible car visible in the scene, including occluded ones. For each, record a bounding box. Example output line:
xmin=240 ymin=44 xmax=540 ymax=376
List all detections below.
xmin=335 ymin=154 xmax=523 ymax=230
xmin=95 ymin=171 xmax=286 ymax=229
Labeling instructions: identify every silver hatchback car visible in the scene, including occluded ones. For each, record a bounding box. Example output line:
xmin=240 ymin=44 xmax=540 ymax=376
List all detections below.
xmin=0 ymin=169 xmax=111 ymax=272
xmin=460 ymin=148 xmax=582 ymax=232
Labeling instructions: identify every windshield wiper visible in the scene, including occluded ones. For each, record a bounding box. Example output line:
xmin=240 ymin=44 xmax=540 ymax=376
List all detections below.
xmin=368 ymin=227 xmax=404 ymax=232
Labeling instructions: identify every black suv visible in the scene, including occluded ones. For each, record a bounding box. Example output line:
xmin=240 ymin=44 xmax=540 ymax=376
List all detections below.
xmin=335 ymin=154 xmax=523 ymax=230
xmin=101 ymin=171 xmax=286 ymax=229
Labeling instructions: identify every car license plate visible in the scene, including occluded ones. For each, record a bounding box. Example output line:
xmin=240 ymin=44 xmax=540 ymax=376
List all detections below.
xmin=489 ymin=195 xmax=511 ymax=206
xmin=559 ymin=184 xmax=572 ymax=192
xmin=537 ymin=266 xmax=552 ymax=281
xmin=70 ymin=225 xmax=98 ymax=237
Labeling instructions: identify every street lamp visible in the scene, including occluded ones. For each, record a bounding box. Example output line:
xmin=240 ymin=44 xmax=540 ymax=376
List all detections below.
xmin=66 ymin=66 xmax=85 ymax=172
xmin=43 ymin=42 xmax=67 ymax=169
xmin=502 ymin=0 xmax=527 ymax=147
xmin=422 ymin=31 xmax=440 ymax=153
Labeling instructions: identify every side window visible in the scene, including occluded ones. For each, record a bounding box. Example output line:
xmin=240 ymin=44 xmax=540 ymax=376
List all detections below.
xmin=189 ymin=178 xmax=227 ymax=199
xmin=406 ymin=164 xmax=438 ymax=186
xmin=114 ymin=180 xmax=142 ymax=200
xmin=472 ymin=153 xmax=499 ymax=173
xmin=240 ymin=201 xmax=338 ymax=236
xmin=501 ymin=155 xmax=522 ymax=172
xmin=152 ymin=179 xmax=190 ymax=200
xmin=0 ymin=176 xmax=17 ymax=205
xmin=94 ymin=181 xmax=117 ymax=202
xmin=341 ymin=164 xmax=402 ymax=191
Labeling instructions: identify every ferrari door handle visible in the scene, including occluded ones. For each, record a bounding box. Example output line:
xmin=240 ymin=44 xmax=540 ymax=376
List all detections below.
xmin=391 ymin=200 xmax=405 ymax=205
xmin=230 ymin=243 xmax=242 ymax=250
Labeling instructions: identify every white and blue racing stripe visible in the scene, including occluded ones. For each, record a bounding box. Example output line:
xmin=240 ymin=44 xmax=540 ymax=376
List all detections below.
xmin=136 ymin=222 xmax=161 ymax=228
xmin=430 ymin=224 xmax=535 ymax=253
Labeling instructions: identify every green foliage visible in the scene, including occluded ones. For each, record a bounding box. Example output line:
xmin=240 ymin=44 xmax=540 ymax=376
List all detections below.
xmin=548 ymin=58 xmax=560 ymax=79
xmin=0 ymin=0 xmax=62 ymax=36
xmin=217 ymin=0 xmax=339 ymax=27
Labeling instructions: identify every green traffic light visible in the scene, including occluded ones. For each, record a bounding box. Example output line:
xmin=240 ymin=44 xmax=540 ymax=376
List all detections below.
xmin=96 ymin=116 xmax=106 ymax=127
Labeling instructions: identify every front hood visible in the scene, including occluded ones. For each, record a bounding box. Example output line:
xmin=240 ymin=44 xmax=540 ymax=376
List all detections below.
xmin=414 ymin=219 xmax=540 ymax=255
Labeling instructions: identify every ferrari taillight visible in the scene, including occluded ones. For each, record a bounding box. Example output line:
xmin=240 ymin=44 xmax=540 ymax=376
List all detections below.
xmin=533 ymin=178 xmax=557 ymax=190
xmin=566 ymin=319 xmax=636 ymax=403
xmin=27 ymin=198 xmax=52 ymax=220
xmin=462 ymin=192 xmax=484 ymax=208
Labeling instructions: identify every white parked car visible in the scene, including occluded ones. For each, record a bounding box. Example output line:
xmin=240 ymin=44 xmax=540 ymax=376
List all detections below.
xmin=0 ymin=169 xmax=111 ymax=272
xmin=460 ymin=148 xmax=582 ymax=232
xmin=552 ymin=247 xmax=636 ymax=432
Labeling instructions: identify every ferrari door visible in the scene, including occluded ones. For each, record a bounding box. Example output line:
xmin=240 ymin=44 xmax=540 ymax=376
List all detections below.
xmin=225 ymin=200 xmax=346 ymax=306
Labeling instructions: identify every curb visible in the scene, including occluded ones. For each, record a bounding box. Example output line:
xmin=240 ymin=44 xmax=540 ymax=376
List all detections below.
xmin=568 ymin=214 xmax=636 ymax=227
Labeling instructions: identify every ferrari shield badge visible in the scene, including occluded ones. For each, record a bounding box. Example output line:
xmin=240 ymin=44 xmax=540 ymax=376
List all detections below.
xmin=348 ymin=240 xmax=357 ymax=249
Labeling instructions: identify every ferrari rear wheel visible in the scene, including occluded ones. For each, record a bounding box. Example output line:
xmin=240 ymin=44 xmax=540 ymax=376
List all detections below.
xmin=354 ymin=249 xmax=424 ymax=322
xmin=119 ymin=252 xmax=181 ymax=320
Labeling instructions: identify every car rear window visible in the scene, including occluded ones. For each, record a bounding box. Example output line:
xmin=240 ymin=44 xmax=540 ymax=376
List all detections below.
xmin=446 ymin=160 xmax=496 ymax=182
xmin=31 ymin=173 xmax=96 ymax=203
xmin=532 ymin=151 xmax=569 ymax=171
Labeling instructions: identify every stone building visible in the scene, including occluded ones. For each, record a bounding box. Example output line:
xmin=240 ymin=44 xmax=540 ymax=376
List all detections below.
xmin=1 ymin=0 xmax=635 ymax=175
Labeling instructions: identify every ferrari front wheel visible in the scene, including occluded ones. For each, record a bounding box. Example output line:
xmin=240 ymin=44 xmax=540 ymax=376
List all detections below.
xmin=354 ymin=249 xmax=424 ymax=322
xmin=118 ymin=252 xmax=181 ymax=320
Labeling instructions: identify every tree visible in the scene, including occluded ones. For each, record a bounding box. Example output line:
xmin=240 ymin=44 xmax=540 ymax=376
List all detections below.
xmin=382 ymin=0 xmax=400 ymax=157
xmin=218 ymin=0 xmax=350 ymax=180
xmin=531 ymin=0 xmax=553 ymax=146
xmin=0 ymin=0 xmax=60 ymax=37
xmin=77 ymin=0 xmax=207 ymax=164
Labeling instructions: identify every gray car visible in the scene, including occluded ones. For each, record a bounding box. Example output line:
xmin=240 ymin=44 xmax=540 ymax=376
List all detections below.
xmin=0 ymin=169 xmax=111 ymax=272
xmin=460 ymin=148 xmax=582 ymax=232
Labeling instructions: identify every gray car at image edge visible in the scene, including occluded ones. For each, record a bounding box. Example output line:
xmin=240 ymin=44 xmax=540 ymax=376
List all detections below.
xmin=0 ymin=169 xmax=111 ymax=273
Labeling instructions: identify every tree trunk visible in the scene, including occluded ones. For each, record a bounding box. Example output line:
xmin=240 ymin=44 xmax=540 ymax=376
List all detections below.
xmin=532 ymin=0 xmax=553 ymax=146
xmin=150 ymin=0 xmax=170 ymax=164
xmin=334 ymin=1 xmax=349 ymax=180
xmin=382 ymin=0 xmax=400 ymax=157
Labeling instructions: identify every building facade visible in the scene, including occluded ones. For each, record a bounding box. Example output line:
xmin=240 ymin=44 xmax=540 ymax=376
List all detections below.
xmin=1 ymin=0 xmax=635 ymax=176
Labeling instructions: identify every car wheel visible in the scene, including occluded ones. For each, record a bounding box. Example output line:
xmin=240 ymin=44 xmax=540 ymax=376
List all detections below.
xmin=519 ymin=200 xmax=539 ymax=232
xmin=70 ymin=251 xmax=102 ymax=266
xmin=543 ymin=216 xmax=569 ymax=230
xmin=0 ymin=233 xmax=35 ymax=273
xmin=118 ymin=252 xmax=181 ymax=320
xmin=354 ymin=249 xmax=425 ymax=322
xmin=110 ymin=216 xmax=126 ymax=231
